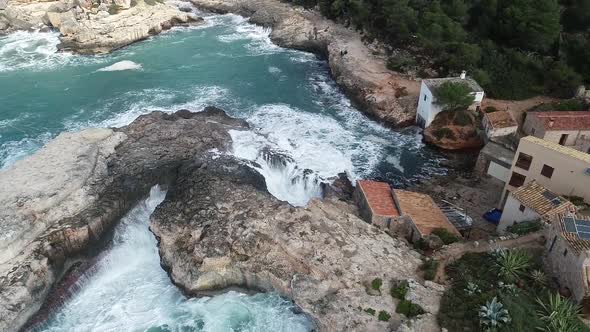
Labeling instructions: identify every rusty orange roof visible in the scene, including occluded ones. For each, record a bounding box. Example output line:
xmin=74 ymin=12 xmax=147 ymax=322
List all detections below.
xmin=484 ymin=110 xmax=517 ymax=129
xmin=528 ymin=111 xmax=590 ymax=131
xmin=357 ymin=180 xmax=399 ymax=217
xmin=393 ymin=190 xmax=461 ymax=237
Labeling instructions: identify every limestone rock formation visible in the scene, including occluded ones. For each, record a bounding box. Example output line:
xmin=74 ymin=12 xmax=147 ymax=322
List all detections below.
xmin=0 ymin=0 xmax=202 ymax=54
xmin=150 ymin=154 xmax=441 ymax=330
xmin=189 ymin=0 xmax=420 ymax=127
xmin=0 ymin=108 xmax=247 ymax=332
xmin=0 ymin=107 xmax=442 ymax=331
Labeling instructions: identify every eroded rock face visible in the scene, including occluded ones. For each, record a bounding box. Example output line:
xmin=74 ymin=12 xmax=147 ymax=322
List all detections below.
xmin=189 ymin=0 xmax=420 ymax=127
xmin=150 ymin=155 xmax=441 ymax=330
xmin=0 ymin=108 xmax=247 ymax=332
xmin=0 ymin=0 xmax=202 ymax=54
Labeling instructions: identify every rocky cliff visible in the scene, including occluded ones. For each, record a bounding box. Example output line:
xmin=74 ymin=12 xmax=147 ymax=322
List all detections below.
xmin=0 ymin=108 xmax=443 ymax=331
xmin=0 ymin=0 xmax=202 ymax=54
xmin=189 ymin=0 xmax=420 ymax=127
xmin=0 ymin=108 xmax=247 ymax=331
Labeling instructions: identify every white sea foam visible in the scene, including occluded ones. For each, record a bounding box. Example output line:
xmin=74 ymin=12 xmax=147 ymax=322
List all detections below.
xmin=96 ymin=60 xmax=142 ymax=72
xmin=0 ymin=30 xmax=102 ymax=72
xmin=37 ymin=186 xmax=312 ymax=331
xmin=216 ymin=14 xmax=281 ymax=55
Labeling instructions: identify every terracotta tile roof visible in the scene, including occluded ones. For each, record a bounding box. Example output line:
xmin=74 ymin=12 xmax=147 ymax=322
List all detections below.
xmin=521 ymin=136 xmax=590 ymax=163
xmin=484 ymin=111 xmax=517 ymax=129
xmin=528 ymin=111 xmax=590 ymax=131
xmin=557 ymin=215 xmax=590 ymax=254
xmin=393 ymin=190 xmax=461 ymax=237
xmin=511 ymin=181 xmax=575 ymax=218
xmin=357 ymin=180 xmax=399 ymax=217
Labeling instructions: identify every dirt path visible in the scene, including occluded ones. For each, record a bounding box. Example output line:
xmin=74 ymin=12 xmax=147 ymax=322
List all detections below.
xmin=432 ymin=232 xmax=545 ymax=284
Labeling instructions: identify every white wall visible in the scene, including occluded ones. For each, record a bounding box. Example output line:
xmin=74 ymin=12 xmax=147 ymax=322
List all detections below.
xmin=501 ymin=138 xmax=590 ymax=205
xmin=416 ymin=82 xmax=442 ymax=128
xmin=498 ymin=195 xmax=541 ymax=233
xmin=488 ymin=161 xmax=510 ymax=182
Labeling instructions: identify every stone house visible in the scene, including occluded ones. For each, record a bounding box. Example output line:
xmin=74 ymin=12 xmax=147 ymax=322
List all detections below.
xmin=497 ymin=181 xmax=575 ymax=233
xmin=416 ymin=71 xmax=484 ymax=128
xmin=546 ymin=214 xmax=590 ymax=307
xmin=500 ymin=136 xmax=590 ymax=208
xmin=353 ymin=180 xmax=461 ymax=242
xmin=482 ymin=110 xmax=518 ymax=140
xmin=523 ymin=111 xmax=590 ymax=152
xmin=474 ymin=141 xmax=515 ymax=185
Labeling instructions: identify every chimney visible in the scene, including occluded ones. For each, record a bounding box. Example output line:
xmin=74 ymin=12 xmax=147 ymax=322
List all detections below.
xmin=460 ymin=70 xmax=466 ymax=79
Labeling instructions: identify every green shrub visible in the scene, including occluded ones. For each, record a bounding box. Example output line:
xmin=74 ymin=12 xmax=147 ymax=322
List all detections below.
xmin=378 ymin=310 xmax=391 ymax=321
xmin=390 ymin=280 xmax=409 ymax=299
xmin=432 ymin=127 xmax=456 ymax=140
xmin=108 ymin=3 xmax=122 ymax=14
xmin=396 ymin=299 xmax=425 ymax=318
xmin=432 ymin=228 xmax=460 ymax=245
xmin=506 ymin=220 xmax=543 ymax=235
xmin=371 ymin=278 xmax=383 ymax=291
xmin=364 ymin=307 xmax=376 ymax=316
xmin=564 ymin=195 xmax=588 ymax=207
xmin=386 ymin=55 xmax=417 ymax=72
xmin=452 ymin=110 xmax=473 ymax=126
xmin=413 ymin=238 xmax=428 ymax=251
xmin=421 ymin=259 xmax=439 ymax=281
xmin=536 ymin=293 xmax=583 ymax=332
xmin=485 ymin=106 xmax=499 ymax=113
xmin=479 ymin=297 xmax=511 ymax=331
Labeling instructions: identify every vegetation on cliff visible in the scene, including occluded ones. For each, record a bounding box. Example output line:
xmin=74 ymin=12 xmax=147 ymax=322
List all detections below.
xmin=287 ymin=0 xmax=590 ymax=100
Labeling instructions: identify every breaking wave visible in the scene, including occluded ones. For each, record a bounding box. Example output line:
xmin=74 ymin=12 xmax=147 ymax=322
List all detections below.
xmin=96 ymin=60 xmax=142 ymax=72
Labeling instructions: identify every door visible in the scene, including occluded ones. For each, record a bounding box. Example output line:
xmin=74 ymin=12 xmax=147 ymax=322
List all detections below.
xmin=559 ymin=134 xmax=569 ymax=145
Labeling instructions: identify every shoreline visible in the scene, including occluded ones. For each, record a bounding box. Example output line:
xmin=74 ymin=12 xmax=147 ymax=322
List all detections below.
xmin=189 ymin=0 xmax=421 ymax=128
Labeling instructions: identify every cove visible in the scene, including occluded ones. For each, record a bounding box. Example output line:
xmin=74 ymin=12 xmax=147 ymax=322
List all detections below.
xmin=0 ymin=12 xmax=445 ymax=331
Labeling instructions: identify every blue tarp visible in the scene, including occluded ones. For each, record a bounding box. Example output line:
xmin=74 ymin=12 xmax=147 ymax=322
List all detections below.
xmin=483 ymin=208 xmax=502 ymax=225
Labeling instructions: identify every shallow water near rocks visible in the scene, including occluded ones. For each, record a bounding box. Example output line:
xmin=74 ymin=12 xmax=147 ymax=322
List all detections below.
xmin=1 ymin=12 xmax=446 ymax=331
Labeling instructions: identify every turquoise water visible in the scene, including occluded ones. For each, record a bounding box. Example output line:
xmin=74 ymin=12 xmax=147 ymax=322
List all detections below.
xmin=0 ymin=12 xmax=445 ymax=331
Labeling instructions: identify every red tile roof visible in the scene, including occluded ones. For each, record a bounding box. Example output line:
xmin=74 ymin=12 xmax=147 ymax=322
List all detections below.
xmin=393 ymin=190 xmax=461 ymax=237
xmin=528 ymin=111 xmax=590 ymax=131
xmin=357 ymin=180 xmax=399 ymax=217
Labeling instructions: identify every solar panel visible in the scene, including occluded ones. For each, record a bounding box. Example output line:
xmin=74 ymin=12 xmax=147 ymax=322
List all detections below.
xmin=565 ymin=217 xmax=577 ymax=233
xmin=575 ymin=219 xmax=590 ymax=227
xmin=576 ymin=225 xmax=590 ymax=233
xmin=578 ymin=232 xmax=590 ymax=240
xmin=551 ymin=198 xmax=562 ymax=206
xmin=543 ymin=190 xmax=557 ymax=200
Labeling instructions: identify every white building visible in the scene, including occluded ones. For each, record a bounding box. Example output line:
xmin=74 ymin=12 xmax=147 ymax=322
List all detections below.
xmin=523 ymin=111 xmax=590 ymax=153
xmin=498 ymin=181 xmax=575 ymax=233
xmin=416 ymin=71 xmax=485 ymax=128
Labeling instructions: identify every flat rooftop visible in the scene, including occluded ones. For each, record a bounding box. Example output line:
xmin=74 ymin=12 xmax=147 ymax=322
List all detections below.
xmin=393 ymin=190 xmax=461 ymax=237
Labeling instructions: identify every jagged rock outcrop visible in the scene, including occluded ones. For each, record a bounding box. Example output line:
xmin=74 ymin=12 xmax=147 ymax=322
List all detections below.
xmin=150 ymin=155 xmax=442 ymax=331
xmin=0 ymin=0 xmax=202 ymax=53
xmin=423 ymin=110 xmax=484 ymax=150
xmin=0 ymin=108 xmax=247 ymax=332
xmin=190 ymin=0 xmax=420 ymax=127
xmin=0 ymin=107 xmax=443 ymax=331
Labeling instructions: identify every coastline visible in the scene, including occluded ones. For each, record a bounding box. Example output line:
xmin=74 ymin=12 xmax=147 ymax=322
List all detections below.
xmin=189 ymin=0 xmax=421 ymax=128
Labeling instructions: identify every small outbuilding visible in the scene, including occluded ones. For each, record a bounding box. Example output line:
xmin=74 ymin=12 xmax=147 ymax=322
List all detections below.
xmin=482 ymin=110 xmax=518 ymax=139
xmin=353 ymin=180 xmax=461 ymax=242
xmin=497 ymin=181 xmax=575 ymax=233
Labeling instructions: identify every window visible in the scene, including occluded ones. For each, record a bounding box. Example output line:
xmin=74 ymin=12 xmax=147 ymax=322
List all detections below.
xmin=519 ymin=204 xmax=526 ymax=212
xmin=423 ymin=94 xmax=427 ymax=101
xmin=549 ymin=236 xmax=557 ymax=252
xmin=559 ymin=134 xmax=569 ymax=146
xmin=564 ymin=249 xmax=568 ymax=257
xmin=509 ymin=172 xmax=526 ymax=188
xmin=515 ymin=152 xmax=533 ymax=171
xmin=541 ymin=164 xmax=554 ymax=178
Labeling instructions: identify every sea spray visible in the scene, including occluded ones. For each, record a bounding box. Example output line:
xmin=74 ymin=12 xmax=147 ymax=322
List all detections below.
xmin=36 ymin=186 xmax=312 ymax=331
